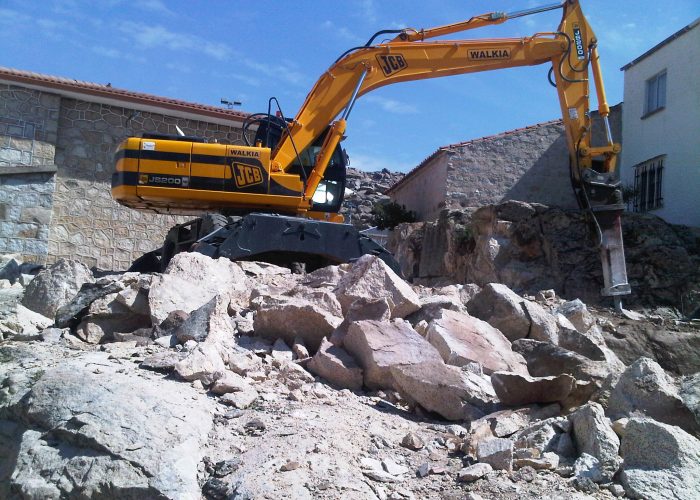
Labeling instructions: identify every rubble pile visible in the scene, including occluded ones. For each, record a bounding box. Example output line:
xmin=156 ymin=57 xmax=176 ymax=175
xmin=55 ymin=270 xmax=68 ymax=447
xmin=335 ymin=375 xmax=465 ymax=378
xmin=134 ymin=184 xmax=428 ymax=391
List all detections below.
xmin=340 ymin=167 xmax=404 ymax=229
xmin=1 ymin=251 xmax=699 ymax=500
xmin=389 ymin=200 xmax=700 ymax=312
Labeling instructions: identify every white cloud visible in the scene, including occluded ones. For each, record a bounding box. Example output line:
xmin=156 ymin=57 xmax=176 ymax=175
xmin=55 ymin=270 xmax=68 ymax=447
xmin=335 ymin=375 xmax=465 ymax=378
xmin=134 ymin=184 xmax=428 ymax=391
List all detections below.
xmin=241 ymin=59 xmax=307 ymax=87
xmin=322 ymin=20 xmax=365 ymax=45
xmin=359 ymin=0 xmax=378 ymax=24
xmin=92 ymin=46 xmax=122 ymax=59
xmin=0 ymin=8 xmax=29 ymax=28
xmin=364 ymin=95 xmax=418 ymax=114
xmin=119 ymin=22 xmax=232 ymax=60
xmin=138 ymin=0 xmax=175 ymax=16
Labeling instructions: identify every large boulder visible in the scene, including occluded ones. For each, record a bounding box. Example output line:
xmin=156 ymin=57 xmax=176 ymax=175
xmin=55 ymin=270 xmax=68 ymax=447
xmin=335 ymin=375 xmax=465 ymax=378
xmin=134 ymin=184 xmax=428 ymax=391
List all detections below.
xmin=21 ymin=259 xmax=94 ymax=319
xmin=173 ymin=302 xmax=241 ymax=383
xmin=329 ymin=297 xmax=392 ymax=347
xmin=0 ymin=349 xmax=214 ymax=499
xmin=425 ymin=309 xmax=527 ymax=375
xmin=148 ymin=252 xmax=248 ymax=325
xmin=607 ymin=358 xmax=699 ymax=436
xmin=466 ymin=283 xmax=531 ymax=341
xmin=252 ymin=295 xmax=342 ymax=352
xmin=0 ymin=304 xmax=53 ymax=341
xmin=569 ymin=403 xmax=621 ymax=483
xmin=491 ymin=371 xmax=575 ymax=406
xmin=512 ymin=339 xmax=613 ymax=384
xmin=307 ymin=338 xmax=363 ymax=390
xmin=390 ymin=361 xmax=498 ymax=421
xmin=521 ymin=300 xmax=559 ymax=344
xmin=75 ymin=291 xmax=152 ymax=344
xmin=620 ymin=418 xmax=700 ymax=500
xmin=334 ymin=255 xmax=421 ymax=319
xmin=343 ymin=319 xmax=442 ymax=390
xmin=174 ymin=294 xmax=233 ymax=344
xmin=556 ymin=315 xmax=607 ymax=361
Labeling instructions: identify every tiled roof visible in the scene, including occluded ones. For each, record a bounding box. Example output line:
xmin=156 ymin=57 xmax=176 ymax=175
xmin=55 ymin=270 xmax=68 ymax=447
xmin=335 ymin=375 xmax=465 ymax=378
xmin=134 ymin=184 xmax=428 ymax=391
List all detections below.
xmin=0 ymin=66 xmax=248 ymax=123
xmin=387 ymin=119 xmax=563 ymax=194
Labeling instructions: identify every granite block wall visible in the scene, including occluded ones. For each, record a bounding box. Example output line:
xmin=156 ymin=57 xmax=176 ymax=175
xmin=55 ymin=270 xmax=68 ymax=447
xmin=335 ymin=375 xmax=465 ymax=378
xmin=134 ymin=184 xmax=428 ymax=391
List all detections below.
xmin=1 ymin=82 xmax=245 ymax=269
xmin=0 ymin=85 xmax=59 ymax=263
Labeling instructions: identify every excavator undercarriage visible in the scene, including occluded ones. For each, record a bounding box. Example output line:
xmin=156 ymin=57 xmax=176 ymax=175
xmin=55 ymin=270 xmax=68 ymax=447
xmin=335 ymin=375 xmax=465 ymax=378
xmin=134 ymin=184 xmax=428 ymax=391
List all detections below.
xmin=129 ymin=212 xmax=401 ymax=275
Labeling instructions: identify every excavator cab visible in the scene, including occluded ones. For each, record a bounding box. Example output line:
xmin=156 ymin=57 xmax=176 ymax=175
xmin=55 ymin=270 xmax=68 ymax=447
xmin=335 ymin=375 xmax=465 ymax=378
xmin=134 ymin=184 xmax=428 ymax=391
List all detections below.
xmin=252 ymin=116 xmax=346 ymax=214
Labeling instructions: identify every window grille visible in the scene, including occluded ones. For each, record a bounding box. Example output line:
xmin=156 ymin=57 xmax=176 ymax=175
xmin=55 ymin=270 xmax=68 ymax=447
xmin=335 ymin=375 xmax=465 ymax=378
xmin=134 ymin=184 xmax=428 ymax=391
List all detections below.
xmin=632 ymin=156 xmax=664 ymax=212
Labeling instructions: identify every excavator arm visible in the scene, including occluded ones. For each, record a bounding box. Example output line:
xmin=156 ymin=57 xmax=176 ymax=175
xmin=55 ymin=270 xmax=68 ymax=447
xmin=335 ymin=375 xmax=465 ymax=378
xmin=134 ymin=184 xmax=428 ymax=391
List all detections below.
xmin=271 ymin=0 xmax=630 ymax=306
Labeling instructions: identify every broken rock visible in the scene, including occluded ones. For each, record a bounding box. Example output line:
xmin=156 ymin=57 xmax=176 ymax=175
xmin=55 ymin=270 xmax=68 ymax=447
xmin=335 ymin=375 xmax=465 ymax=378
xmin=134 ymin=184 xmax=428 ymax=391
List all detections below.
xmin=491 ymin=371 xmax=576 ymax=406
xmin=477 ymin=437 xmax=514 ymax=472
xmin=21 ymin=259 xmax=94 ymax=319
xmin=390 ymin=360 xmax=497 ymax=421
xmin=148 ymin=253 xmax=247 ymax=325
xmin=425 ymin=309 xmax=528 ymax=375
xmin=512 ymin=338 xmax=613 ymax=389
xmin=607 ymin=357 xmax=700 ymax=435
xmin=569 ymin=402 xmax=621 ymax=482
xmin=253 ymin=295 xmax=342 ymax=352
xmin=307 ymin=338 xmax=363 ymax=391
xmin=174 ymin=294 xmax=233 ymax=344
xmin=466 ymin=283 xmax=531 ymax=341
xmin=620 ymin=418 xmax=700 ymax=500
xmin=522 ymin=300 xmax=559 ymax=344
xmin=458 ymin=463 xmax=492 ymax=482
xmin=343 ymin=319 xmax=442 ymax=390
xmin=557 ymin=299 xmax=595 ymax=333
xmin=334 ymin=254 xmax=421 ymax=319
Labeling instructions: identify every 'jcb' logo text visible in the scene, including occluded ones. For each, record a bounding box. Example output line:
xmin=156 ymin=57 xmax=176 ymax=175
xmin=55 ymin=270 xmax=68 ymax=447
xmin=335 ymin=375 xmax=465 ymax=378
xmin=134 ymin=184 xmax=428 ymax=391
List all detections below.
xmin=376 ymin=54 xmax=407 ymax=76
xmin=468 ymin=49 xmax=511 ymax=60
xmin=233 ymin=163 xmax=263 ymax=188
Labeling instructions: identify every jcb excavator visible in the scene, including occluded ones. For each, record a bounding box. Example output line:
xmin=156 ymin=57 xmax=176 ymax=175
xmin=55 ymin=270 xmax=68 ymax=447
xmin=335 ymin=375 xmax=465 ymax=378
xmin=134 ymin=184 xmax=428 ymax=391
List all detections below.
xmin=112 ymin=0 xmax=630 ymax=306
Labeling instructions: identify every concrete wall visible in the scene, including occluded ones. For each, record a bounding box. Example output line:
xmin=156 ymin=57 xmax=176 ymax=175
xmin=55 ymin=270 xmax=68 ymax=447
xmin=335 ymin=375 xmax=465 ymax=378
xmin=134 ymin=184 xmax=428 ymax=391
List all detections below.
xmin=390 ymin=155 xmax=447 ymax=221
xmin=621 ymin=23 xmax=700 ymax=227
xmin=0 ymin=83 xmax=246 ymax=269
xmin=0 ymin=85 xmax=59 ymax=262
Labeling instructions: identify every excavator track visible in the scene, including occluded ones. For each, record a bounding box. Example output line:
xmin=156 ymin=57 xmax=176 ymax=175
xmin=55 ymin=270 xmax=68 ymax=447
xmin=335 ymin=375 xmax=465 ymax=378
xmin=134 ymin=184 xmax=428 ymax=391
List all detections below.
xmin=130 ymin=213 xmax=401 ymax=275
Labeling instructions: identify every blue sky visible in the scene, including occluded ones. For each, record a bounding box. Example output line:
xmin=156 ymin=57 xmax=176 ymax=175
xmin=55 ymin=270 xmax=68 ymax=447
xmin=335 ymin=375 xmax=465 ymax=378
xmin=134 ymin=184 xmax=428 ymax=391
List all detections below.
xmin=2 ymin=0 xmax=698 ymax=172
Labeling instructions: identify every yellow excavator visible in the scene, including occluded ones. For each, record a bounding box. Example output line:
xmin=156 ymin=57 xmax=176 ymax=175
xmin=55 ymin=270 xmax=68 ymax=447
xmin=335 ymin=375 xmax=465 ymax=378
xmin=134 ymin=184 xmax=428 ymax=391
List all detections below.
xmin=112 ymin=0 xmax=630 ymax=306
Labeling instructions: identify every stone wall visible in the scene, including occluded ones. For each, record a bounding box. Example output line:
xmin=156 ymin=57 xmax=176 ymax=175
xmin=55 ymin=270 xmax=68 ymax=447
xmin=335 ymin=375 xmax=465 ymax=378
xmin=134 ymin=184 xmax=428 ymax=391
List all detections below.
xmin=445 ymin=106 xmax=623 ymax=212
xmin=0 ymin=85 xmax=60 ymax=262
xmin=0 ymin=82 xmax=246 ymax=269
xmin=390 ymin=105 xmax=623 ymax=221
xmin=444 ymin=121 xmax=575 ymax=210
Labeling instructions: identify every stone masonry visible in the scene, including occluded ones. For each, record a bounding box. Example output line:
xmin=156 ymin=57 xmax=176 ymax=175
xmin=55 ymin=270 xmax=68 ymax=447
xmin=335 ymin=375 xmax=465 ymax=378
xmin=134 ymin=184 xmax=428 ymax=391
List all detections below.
xmin=388 ymin=105 xmax=622 ymax=221
xmin=0 ymin=85 xmax=59 ymax=262
xmin=0 ymin=70 xmax=246 ymax=269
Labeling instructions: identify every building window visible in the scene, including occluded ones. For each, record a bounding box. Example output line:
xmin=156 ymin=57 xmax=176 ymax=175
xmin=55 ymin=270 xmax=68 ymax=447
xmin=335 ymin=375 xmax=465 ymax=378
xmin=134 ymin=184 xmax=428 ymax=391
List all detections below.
xmin=632 ymin=156 xmax=664 ymax=212
xmin=644 ymin=71 xmax=666 ymax=116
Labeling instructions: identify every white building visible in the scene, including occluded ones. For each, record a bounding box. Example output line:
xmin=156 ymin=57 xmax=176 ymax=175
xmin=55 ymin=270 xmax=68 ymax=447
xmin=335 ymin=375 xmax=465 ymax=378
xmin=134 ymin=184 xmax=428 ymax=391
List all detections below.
xmin=620 ymin=18 xmax=700 ymax=227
